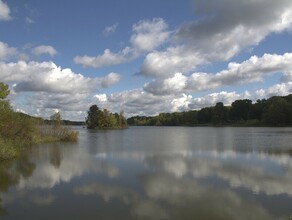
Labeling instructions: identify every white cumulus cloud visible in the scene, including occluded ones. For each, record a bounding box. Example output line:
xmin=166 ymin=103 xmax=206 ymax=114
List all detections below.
xmin=74 ymin=18 xmax=170 ymax=69
xmin=32 ymin=45 xmax=58 ymax=57
xmin=130 ymin=18 xmax=170 ymax=52
xmin=74 ymin=47 xmax=134 ymax=68
xmin=103 ymin=23 xmax=118 ymax=35
xmin=144 ymin=53 xmax=292 ymax=95
xmin=0 ymin=0 xmax=11 ymax=21
xmin=0 ymin=41 xmax=17 ymax=60
xmin=0 ymin=61 xmax=121 ymax=120
xmin=0 ymin=61 xmax=120 ymax=93
xmin=139 ymin=0 xmax=292 ymax=78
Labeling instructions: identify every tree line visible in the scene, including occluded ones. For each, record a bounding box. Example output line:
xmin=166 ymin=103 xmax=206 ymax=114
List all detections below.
xmin=127 ymin=94 xmax=292 ymax=126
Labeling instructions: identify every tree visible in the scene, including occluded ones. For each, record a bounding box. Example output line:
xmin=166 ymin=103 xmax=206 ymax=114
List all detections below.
xmin=212 ymin=102 xmax=229 ymax=125
xmin=230 ymin=99 xmax=252 ymax=121
xmin=197 ymin=107 xmax=213 ymax=124
xmin=183 ymin=110 xmax=198 ymax=125
xmin=50 ymin=112 xmax=62 ymax=128
xmin=0 ymin=82 xmax=11 ymax=112
xmin=250 ymin=99 xmax=266 ymax=122
xmin=0 ymin=83 xmax=9 ymax=99
xmin=86 ymin=105 xmax=103 ymax=129
xmin=263 ymin=97 xmax=292 ymax=125
xmin=0 ymin=83 xmax=13 ymax=137
xmin=86 ymin=105 xmax=127 ymax=129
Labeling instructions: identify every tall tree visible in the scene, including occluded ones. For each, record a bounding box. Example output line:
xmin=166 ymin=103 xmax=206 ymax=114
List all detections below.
xmin=230 ymin=99 xmax=252 ymax=121
xmin=263 ymin=97 xmax=292 ymax=125
xmin=50 ymin=112 xmax=62 ymax=128
xmin=212 ymin=102 xmax=229 ymax=125
xmin=0 ymin=83 xmax=9 ymax=99
xmin=0 ymin=82 xmax=11 ymax=112
xmin=86 ymin=105 xmax=102 ymax=129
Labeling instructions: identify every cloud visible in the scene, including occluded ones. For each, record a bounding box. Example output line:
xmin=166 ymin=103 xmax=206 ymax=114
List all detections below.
xmin=144 ymin=73 xmax=187 ymax=95
xmin=93 ymin=89 xmax=248 ymax=117
xmin=0 ymin=0 xmax=11 ymax=21
xmin=103 ymin=23 xmax=118 ymax=35
xmin=100 ymin=72 xmax=121 ymax=88
xmin=25 ymin=92 xmax=89 ymax=113
xmin=94 ymin=89 xmax=169 ymax=116
xmin=74 ymin=18 xmax=170 ymax=68
xmin=138 ymin=46 xmax=204 ymax=78
xmin=256 ymin=82 xmax=292 ymax=98
xmin=25 ymin=17 xmax=35 ymax=24
xmin=130 ymin=18 xmax=170 ymax=52
xmin=139 ymin=0 xmax=292 ymax=77
xmin=74 ymin=47 xmax=135 ymax=68
xmin=144 ymin=53 xmax=292 ymax=95
xmin=32 ymin=45 xmax=58 ymax=57
xmin=9 ymin=52 xmax=291 ymax=119
xmin=189 ymin=91 xmax=250 ymax=109
xmin=0 ymin=61 xmax=121 ymax=120
xmin=0 ymin=41 xmax=17 ymax=60
xmin=0 ymin=61 xmax=120 ymax=94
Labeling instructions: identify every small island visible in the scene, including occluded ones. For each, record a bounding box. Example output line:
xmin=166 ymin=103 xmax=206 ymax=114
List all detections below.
xmin=86 ymin=105 xmax=128 ymax=129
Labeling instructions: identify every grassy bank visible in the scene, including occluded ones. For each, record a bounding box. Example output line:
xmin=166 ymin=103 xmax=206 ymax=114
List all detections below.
xmin=0 ymin=123 xmax=78 ymax=161
xmin=0 ymin=112 xmax=78 ymax=161
xmin=0 ymin=82 xmax=79 ymax=161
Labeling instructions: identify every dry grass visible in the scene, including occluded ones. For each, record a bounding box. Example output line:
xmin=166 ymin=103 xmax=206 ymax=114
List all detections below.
xmin=37 ymin=125 xmax=79 ymax=142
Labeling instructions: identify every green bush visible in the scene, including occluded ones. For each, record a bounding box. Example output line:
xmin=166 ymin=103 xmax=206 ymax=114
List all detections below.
xmin=0 ymin=138 xmax=18 ymax=160
xmin=0 ymin=82 xmax=79 ymax=161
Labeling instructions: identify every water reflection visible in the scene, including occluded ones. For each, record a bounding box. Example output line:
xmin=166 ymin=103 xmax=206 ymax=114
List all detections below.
xmin=73 ymin=171 xmax=276 ymax=219
xmin=144 ymin=151 xmax=292 ymax=196
xmin=16 ymin=143 xmax=119 ymax=189
xmin=0 ymin=127 xmax=292 ymax=219
xmin=142 ymin=173 xmax=274 ymax=220
xmin=0 ymin=152 xmax=36 ymax=217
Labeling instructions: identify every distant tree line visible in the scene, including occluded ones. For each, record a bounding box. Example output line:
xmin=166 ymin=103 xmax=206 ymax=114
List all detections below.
xmin=44 ymin=119 xmax=85 ymax=126
xmin=127 ymin=94 xmax=292 ymax=126
xmin=86 ymin=105 xmax=127 ymax=129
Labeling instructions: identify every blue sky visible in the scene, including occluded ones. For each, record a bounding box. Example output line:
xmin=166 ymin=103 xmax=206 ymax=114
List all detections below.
xmin=1 ymin=0 xmax=292 ymax=120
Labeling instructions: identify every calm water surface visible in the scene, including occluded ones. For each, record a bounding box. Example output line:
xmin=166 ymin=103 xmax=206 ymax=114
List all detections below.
xmin=1 ymin=126 xmax=292 ymax=220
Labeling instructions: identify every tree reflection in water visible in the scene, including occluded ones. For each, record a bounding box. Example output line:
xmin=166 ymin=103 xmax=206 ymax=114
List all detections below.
xmin=0 ymin=152 xmax=36 ymax=216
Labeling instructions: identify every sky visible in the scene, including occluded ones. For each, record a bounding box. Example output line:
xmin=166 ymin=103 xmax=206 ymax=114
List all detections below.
xmin=0 ymin=0 xmax=292 ymax=121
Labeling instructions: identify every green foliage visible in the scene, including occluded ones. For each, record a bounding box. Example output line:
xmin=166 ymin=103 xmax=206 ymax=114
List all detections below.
xmin=86 ymin=105 xmax=127 ymax=129
xmin=229 ymin=99 xmax=252 ymax=121
xmin=263 ymin=97 xmax=292 ymax=125
xmin=128 ymin=94 xmax=292 ymax=126
xmin=0 ymin=138 xmax=18 ymax=160
xmin=212 ymin=102 xmax=229 ymax=125
xmin=0 ymin=82 xmax=79 ymax=160
xmin=50 ymin=112 xmax=62 ymax=127
xmin=0 ymin=82 xmax=9 ymax=99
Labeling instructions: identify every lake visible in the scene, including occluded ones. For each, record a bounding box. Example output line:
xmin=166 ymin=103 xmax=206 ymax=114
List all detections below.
xmin=1 ymin=126 xmax=292 ymax=220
